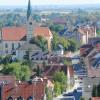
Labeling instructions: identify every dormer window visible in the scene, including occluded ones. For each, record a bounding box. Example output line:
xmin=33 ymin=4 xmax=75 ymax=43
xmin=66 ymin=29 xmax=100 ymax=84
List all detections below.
xmin=27 ymin=96 xmax=33 ymax=100
xmin=7 ymin=96 xmax=13 ymax=100
xmin=17 ymin=96 xmax=24 ymax=100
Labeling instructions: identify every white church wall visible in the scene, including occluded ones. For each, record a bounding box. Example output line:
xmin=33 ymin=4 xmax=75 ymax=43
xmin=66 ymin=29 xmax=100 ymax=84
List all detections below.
xmin=2 ymin=41 xmax=25 ymax=55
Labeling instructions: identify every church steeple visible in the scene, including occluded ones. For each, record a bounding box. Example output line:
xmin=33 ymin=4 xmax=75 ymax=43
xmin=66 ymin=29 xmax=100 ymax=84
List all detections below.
xmin=26 ymin=0 xmax=33 ymax=42
xmin=27 ymin=0 xmax=32 ymax=20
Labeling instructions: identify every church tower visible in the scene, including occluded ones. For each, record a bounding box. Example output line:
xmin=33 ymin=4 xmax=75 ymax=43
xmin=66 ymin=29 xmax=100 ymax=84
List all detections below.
xmin=27 ymin=0 xmax=33 ymax=42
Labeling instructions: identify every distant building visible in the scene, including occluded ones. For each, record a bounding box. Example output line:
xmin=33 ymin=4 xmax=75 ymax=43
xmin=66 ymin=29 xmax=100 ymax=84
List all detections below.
xmin=78 ymin=25 xmax=97 ymax=44
xmin=0 ymin=0 xmax=53 ymax=57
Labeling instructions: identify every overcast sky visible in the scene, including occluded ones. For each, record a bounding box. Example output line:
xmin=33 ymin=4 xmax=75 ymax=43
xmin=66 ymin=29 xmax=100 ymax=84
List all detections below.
xmin=0 ymin=0 xmax=100 ymax=6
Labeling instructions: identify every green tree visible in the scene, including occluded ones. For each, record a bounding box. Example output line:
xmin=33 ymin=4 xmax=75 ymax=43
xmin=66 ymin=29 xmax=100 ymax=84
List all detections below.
xmin=53 ymin=71 xmax=67 ymax=94
xmin=20 ymin=65 xmax=31 ymax=81
xmin=2 ymin=62 xmax=31 ymax=81
xmin=52 ymin=32 xmax=70 ymax=51
xmin=50 ymin=24 xmax=64 ymax=32
xmin=67 ymin=39 xmax=77 ymax=52
xmin=53 ymin=71 xmax=67 ymax=84
xmin=30 ymin=36 xmax=48 ymax=51
xmin=52 ymin=32 xmax=59 ymax=50
xmin=54 ymin=82 xmax=61 ymax=96
xmin=52 ymin=32 xmax=77 ymax=52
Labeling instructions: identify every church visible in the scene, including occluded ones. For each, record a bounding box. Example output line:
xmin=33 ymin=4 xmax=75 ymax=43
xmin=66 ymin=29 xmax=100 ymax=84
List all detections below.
xmin=0 ymin=0 xmax=53 ymax=58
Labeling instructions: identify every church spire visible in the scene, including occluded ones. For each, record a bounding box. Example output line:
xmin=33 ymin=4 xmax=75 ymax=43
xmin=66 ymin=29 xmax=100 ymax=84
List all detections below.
xmin=27 ymin=0 xmax=32 ymax=20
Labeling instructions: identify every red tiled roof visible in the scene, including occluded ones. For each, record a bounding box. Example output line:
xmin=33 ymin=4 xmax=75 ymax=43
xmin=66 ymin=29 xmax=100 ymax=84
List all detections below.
xmin=2 ymin=26 xmax=26 ymax=41
xmin=2 ymin=81 xmax=45 ymax=100
xmin=2 ymin=26 xmax=52 ymax=41
xmin=34 ymin=27 xmax=52 ymax=37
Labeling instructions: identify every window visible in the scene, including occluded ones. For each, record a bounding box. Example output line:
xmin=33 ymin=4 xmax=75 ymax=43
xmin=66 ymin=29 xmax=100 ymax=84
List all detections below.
xmin=5 ymin=43 xmax=8 ymax=48
xmin=7 ymin=96 xmax=13 ymax=100
xmin=18 ymin=43 xmax=21 ymax=48
xmin=27 ymin=96 xmax=33 ymax=100
xmin=12 ymin=43 xmax=14 ymax=50
xmin=17 ymin=96 xmax=24 ymax=100
xmin=29 ymin=22 xmax=32 ymax=25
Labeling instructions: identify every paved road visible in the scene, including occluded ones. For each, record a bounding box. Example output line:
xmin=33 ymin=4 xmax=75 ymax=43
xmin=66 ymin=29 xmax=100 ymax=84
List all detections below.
xmin=54 ymin=89 xmax=82 ymax=100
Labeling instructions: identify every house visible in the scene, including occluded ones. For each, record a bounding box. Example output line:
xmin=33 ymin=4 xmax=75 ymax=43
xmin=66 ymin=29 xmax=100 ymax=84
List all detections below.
xmin=0 ymin=0 xmax=53 ymax=57
xmin=78 ymin=25 xmax=97 ymax=44
xmin=0 ymin=76 xmax=45 ymax=100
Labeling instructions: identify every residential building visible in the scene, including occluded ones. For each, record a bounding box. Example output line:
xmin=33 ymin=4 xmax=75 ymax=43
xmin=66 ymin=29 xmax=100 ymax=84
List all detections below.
xmin=78 ymin=25 xmax=97 ymax=44
xmin=0 ymin=76 xmax=45 ymax=100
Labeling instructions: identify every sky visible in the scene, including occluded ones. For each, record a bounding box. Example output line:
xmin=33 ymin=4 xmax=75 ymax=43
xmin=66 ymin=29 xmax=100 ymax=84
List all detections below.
xmin=0 ymin=0 xmax=100 ymax=6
